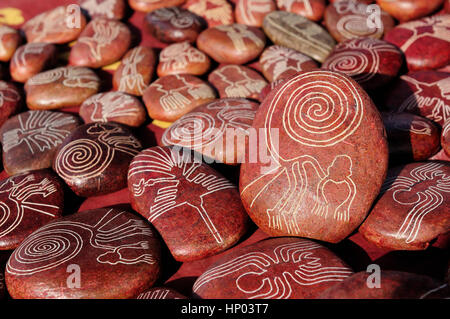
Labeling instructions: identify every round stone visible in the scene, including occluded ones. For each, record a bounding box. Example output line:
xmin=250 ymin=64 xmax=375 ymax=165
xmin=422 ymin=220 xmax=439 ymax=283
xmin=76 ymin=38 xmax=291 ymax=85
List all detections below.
xmin=321 ymin=38 xmax=403 ymax=91
xmin=277 ymin=0 xmax=326 ymax=21
xmin=384 ymin=15 xmax=450 ymax=71
xmin=260 ymin=45 xmax=318 ymax=82
xmin=25 ymin=66 xmax=100 ymax=110
xmin=0 ymin=81 xmax=21 ymax=128
xmin=128 ymin=146 xmax=249 ymax=262
xmin=192 ymin=237 xmax=353 ymax=299
xmin=442 ymin=120 xmax=450 ymax=156
xmin=208 ymin=64 xmax=267 ymax=101
xmin=235 ymin=0 xmax=276 ymax=27
xmin=359 ymin=161 xmax=450 ymax=250
xmin=79 ymin=92 xmax=147 ymax=127
xmin=23 ymin=5 xmax=87 ymax=44
xmin=324 ymin=0 xmax=395 ymax=42
xmin=0 ymin=25 xmax=21 ymax=62
xmin=383 ymin=71 xmax=449 ymax=127
xmin=377 ymin=0 xmax=445 ymax=22
xmin=5 ymin=207 xmax=161 ymax=299
xmin=197 ymin=24 xmax=266 ymax=65
xmin=10 ymin=43 xmax=57 ymax=83
xmin=0 ymin=110 xmax=81 ymax=175
xmin=144 ymin=7 xmax=206 ymax=43
xmin=157 ymin=42 xmax=211 ymax=77
xmin=239 ymin=70 xmax=389 ymax=243
xmin=161 ymin=98 xmax=259 ymax=165
xmin=129 ymin=0 xmax=186 ymax=12
xmin=382 ymin=112 xmax=441 ymax=163
xmin=183 ymin=0 xmax=234 ymax=27
xmin=69 ymin=18 xmax=131 ymax=68
xmin=53 ymin=122 xmax=142 ymax=197
xmin=80 ymin=0 xmax=126 ymax=20
xmin=0 ymin=169 xmax=64 ymax=250
xmin=136 ymin=287 xmax=186 ymax=299
xmin=262 ymin=11 xmax=336 ymax=63
xmin=259 ymin=78 xmax=287 ymax=101
xmin=143 ymin=74 xmax=216 ymax=122
xmin=113 ymin=46 xmax=156 ymax=96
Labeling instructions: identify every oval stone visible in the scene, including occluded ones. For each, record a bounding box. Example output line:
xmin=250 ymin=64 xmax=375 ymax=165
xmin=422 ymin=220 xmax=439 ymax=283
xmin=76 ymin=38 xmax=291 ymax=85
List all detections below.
xmin=324 ymin=0 xmax=395 ymax=43
xmin=0 ymin=110 xmax=81 ymax=175
xmin=22 ymin=5 xmax=87 ymax=44
xmin=69 ymin=18 xmax=131 ymax=68
xmin=183 ymin=0 xmax=234 ymax=27
xmin=136 ymin=287 xmax=186 ymax=299
xmin=192 ymin=237 xmax=353 ymax=299
xmin=360 ymin=162 xmax=450 ymax=250
xmin=0 ymin=25 xmax=21 ymax=62
xmin=442 ymin=121 xmax=450 ymax=156
xmin=157 ymin=42 xmax=210 ymax=77
xmin=209 ymin=65 xmax=267 ymax=101
xmin=25 ymin=66 xmax=100 ymax=110
xmin=239 ymin=70 xmax=389 ymax=243
xmin=161 ymin=98 xmax=259 ymax=165
xmin=5 ymin=207 xmax=161 ymax=299
xmin=144 ymin=7 xmax=206 ymax=43
xmin=235 ymin=0 xmax=276 ymax=27
xmin=0 ymin=81 xmax=21 ymax=127
xmin=80 ymin=0 xmax=126 ymax=20
xmin=113 ymin=46 xmax=156 ymax=96
xmin=384 ymin=15 xmax=450 ymax=71
xmin=0 ymin=169 xmax=64 ymax=250
xmin=383 ymin=71 xmax=450 ymax=126
xmin=260 ymin=45 xmax=318 ymax=82
xmin=382 ymin=112 xmax=441 ymax=163
xmin=277 ymin=0 xmax=326 ymax=21
xmin=197 ymin=24 xmax=266 ymax=65
xmin=128 ymin=146 xmax=249 ymax=261
xmin=377 ymin=0 xmax=445 ymax=22
xmin=53 ymin=122 xmax=142 ymax=197
xmin=262 ymin=11 xmax=336 ymax=63
xmin=129 ymin=0 xmax=186 ymax=12
xmin=321 ymin=38 xmax=403 ymax=91
xmin=79 ymin=92 xmax=147 ymax=127
xmin=143 ymin=74 xmax=216 ymax=122
xmin=10 ymin=43 xmax=57 ymax=83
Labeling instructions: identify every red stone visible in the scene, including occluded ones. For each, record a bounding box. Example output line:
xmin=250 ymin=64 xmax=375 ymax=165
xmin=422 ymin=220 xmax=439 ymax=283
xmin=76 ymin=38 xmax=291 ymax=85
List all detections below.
xmin=161 ymin=98 xmax=259 ymax=165
xmin=69 ymin=18 xmax=131 ymax=68
xmin=235 ymin=0 xmax=276 ymax=27
xmin=0 ymin=81 xmax=21 ymax=128
xmin=0 ymin=271 xmax=4 ymax=299
xmin=128 ymin=146 xmax=249 ymax=262
xmin=143 ymin=74 xmax=216 ymax=122
xmin=324 ymin=0 xmax=395 ymax=42
xmin=382 ymin=112 xmax=441 ymax=163
xmin=442 ymin=120 xmax=450 ymax=156
xmin=260 ymin=45 xmax=318 ymax=82
xmin=383 ymin=71 xmax=450 ymax=127
xmin=193 ymin=237 xmax=353 ymax=298
xmin=0 ymin=169 xmax=64 ymax=250
xmin=23 ymin=5 xmax=87 ymax=44
xmin=329 ymin=0 xmax=374 ymax=4
xmin=129 ymin=0 xmax=186 ymax=12
xmin=322 ymin=38 xmax=403 ymax=91
xmin=5 ymin=207 xmax=161 ymax=299
xmin=197 ymin=24 xmax=266 ymax=64
xmin=10 ymin=43 xmax=57 ymax=83
xmin=239 ymin=70 xmax=389 ymax=243
xmin=377 ymin=0 xmax=445 ymax=22
xmin=259 ymin=78 xmax=287 ymax=101
xmin=208 ymin=64 xmax=267 ymax=101
xmin=136 ymin=287 xmax=186 ymax=299
xmin=79 ymin=0 xmax=126 ymax=20
xmin=113 ymin=46 xmax=156 ymax=96
xmin=384 ymin=15 xmax=450 ymax=71
xmin=359 ymin=162 xmax=450 ymax=250
xmin=144 ymin=7 xmax=207 ymax=43
xmin=318 ymin=271 xmax=443 ymax=299
xmin=0 ymin=111 xmax=81 ymax=176
xmin=53 ymin=122 xmax=142 ymax=197
xmin=157 ymin=42 xmax=211 ymax=77
xmin=25 ymin=67 xmax=100 ymax=110
xmin=183 ymin=0 xmax=235 ymax=27
xmin=79 ymin=92 xmax=147 ymax=127
xmin=277 ymin=0 xmax=326 ymax=21
xmin=0 ymin=25 xmax=21 ymax=62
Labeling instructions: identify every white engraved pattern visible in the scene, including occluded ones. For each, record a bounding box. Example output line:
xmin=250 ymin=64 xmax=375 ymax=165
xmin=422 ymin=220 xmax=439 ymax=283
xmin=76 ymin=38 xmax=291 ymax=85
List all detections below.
xmin=237 ymin=0 xmax=274 ymax=26
xmin=159 ymin=42 xmax=207 ymax=73
xmin=216 ymin=24 xmax=264 ymax=51
xmin=27 ymin=67 xmax=99 ymax=89
xmin=128 ymin=146 xmax=236 ymax=244
xmin=81 ymin=0 xmax=118 ymax=19
xmin=6 ymin=209 xmax=156 ymax=276
xmin=24 ymin=6 xmax=70 ymax=42
xmin=212 ymin=65 xmax=267 ymax=98
xmin=118 ymin=47 xmax=148 ymax=95
xmin=78 ymin=19 xmax=122 ymax=61
xmin=0 ymin=26 xmax=16 ymax=57
xmin=12 ymin=43 xmax=48 ymax=68
xmin=193 ymin=240 xmax=353 ymax=299
xmin=187 ymin=0 xmax=233 ymax=25
xmin=151 ymin=7 xmax=198 ymax=29
xmin=380 ymin=163 xmax=450 ymax=244
xmin=84 ymin=92 xmax=140 ymax=122
xmin=137 ymin=289 xmax=181 ymax=299
xmin=277 ymin=0 xmax=313 ymax=16
xmin=0 ymin=81 xmax=20 ymax=107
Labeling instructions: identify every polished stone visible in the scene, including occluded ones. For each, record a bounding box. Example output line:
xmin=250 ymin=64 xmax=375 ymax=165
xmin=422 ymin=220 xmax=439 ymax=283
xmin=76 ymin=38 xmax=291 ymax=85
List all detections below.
xmin=157 ymin=42 xmax=210 ymax=77
xmin=236 ymin=0 xmax=276 ymax=27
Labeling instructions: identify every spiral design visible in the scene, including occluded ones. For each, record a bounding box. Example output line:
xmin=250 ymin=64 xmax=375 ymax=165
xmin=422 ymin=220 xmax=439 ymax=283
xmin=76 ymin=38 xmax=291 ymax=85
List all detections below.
xmin=27 ymin=68 xmax=64 ymax=86
xmin=337 ymin=15 xmax=383 ymax=39
xmin=323 ymin=51 xmax=376 ymax=84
